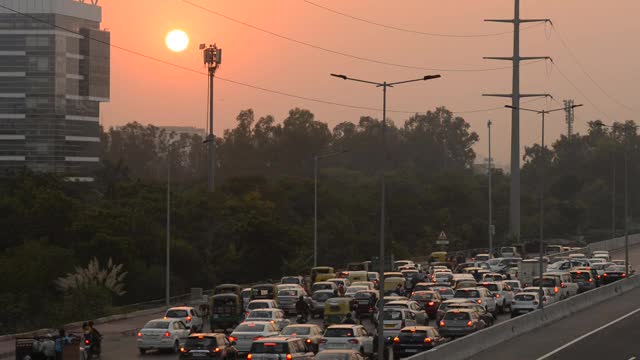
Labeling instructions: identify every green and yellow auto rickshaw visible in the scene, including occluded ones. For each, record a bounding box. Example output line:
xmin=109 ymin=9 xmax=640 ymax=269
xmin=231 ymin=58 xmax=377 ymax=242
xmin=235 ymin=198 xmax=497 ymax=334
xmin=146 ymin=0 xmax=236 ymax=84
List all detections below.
xmin=311 ymin=267 xmax=335 ymax=285
xmin=250 ymin=283 xmax=279 ymax=305
xmin=210 ymin=293 xmax=244 ymax=330
xmin=214 ymin=284 xmax=242 ymax=296
xmin=323 ymin=297 xmax=354 ymax=327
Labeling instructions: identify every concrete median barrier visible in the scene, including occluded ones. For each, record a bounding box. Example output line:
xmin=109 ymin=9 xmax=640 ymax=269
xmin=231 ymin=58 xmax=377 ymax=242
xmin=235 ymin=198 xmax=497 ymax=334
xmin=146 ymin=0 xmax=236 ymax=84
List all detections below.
xmin=407 ymin=275 xmax=640 ymax=360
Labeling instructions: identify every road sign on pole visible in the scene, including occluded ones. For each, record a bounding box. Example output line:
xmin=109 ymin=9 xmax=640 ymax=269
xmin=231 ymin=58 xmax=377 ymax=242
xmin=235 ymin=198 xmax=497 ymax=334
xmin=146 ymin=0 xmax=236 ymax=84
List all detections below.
xmin=436 ymin=231 xmax=449 ymax=245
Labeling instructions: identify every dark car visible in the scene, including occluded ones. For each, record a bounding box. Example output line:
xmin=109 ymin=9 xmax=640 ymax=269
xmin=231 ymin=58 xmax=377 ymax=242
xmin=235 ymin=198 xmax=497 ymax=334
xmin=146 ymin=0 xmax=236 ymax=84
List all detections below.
xmin=392 ymin=326 xmax=446 ymax=357
xmin=410 ymin=291 xmax=442 ymax=319
xmin=438 ymin=309 xmax=485 ymax=338
xmin=179 ymin=333 xmax=238 ymax=359
xmin=602 ymin=265 xmax=627 ymax=284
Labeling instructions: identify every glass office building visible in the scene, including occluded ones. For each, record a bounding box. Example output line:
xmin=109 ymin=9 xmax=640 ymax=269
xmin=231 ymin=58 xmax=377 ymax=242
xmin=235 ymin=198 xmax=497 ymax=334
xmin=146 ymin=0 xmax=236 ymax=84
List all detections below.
xmin=0 ymin=0 xmax=109 ymax=180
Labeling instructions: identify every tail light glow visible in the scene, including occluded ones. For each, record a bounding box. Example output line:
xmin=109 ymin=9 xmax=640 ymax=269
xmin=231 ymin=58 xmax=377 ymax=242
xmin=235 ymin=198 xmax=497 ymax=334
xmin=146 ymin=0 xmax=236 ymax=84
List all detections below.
xmin=137 ymin=332 xmax=142 ymax=338
xmin=306 ymin=339 xmax=312 ymax=344
xmin=84 ymin=339 xmax=90 ymax=345
xmin=561 ymin=283 xmax=566 ymax=288
xmin=180 ymin=347 xmax=186 ymax=353
xmin=252 ymin=336 xmax=264 ymax=341
xmin=164 ymin=332 xmax=171 ymax=337
xmin=589 ymin=278 xmax=593 ymax=283
xmin=424 ymin=337 xmax=433 ymax=344
xmin=467 ymin=321 xmax=473 ymax=327
xmin=439 ymin=321 xmax=445 ymax=327
xmin=186 ymin=316 xmax=192 ymax=323
xmin=622 ymin=273 xmax=627 ymax=277
xmin=495 ymin=294 xmax=501 ymax=298
xmin=246 ymin=354 xmax=252 ymax=360
xmin=213 ymin=348 xmax=220 ymax=353
xmin=477 ymin=299 xmax=482 ymax=304
xmin=348 ymin=339 xmax=360 ymax=344
xmin=229 ymin=336 xmax=237 ymax=342
xmin=286 ymin=354 xmax=293 ymax=360
xmin=393 ymin=337 xmax=400 ymax=344
xmin=428 ymin=301 xmax=435 ymax=306
xmin=554 ymin=287 xmax=559 ymax=294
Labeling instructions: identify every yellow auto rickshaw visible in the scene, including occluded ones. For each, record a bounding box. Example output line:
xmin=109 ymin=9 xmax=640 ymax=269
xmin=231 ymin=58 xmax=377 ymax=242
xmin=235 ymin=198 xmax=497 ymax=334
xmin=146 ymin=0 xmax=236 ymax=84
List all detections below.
xmin=323 ymin=297 xmax=354 ymax=326
xmin=250 ymin=283 xmax=279 ymax=305
xmin=383 ymin=276 xmax=406 ymax=295
xmin=214 ymin=284 xmax=242 ymax=296
xmin=209 ymin=293 xmax=244 ymax=330
xmin=430 ymin=251 xmax=448 ymax=263
xmin=311 ymin=266 xmax=335 ymax=284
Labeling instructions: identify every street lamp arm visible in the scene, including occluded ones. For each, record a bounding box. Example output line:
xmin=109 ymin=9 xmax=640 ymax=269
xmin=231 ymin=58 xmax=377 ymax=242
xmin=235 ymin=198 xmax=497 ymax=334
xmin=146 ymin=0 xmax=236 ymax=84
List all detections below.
xmin=330 ymin=73 xmax=382 ymax=86
xmin=504 ymin=105 xmax=540 ymax=114
xmin=388 ymin=74 xmax=441 ymax=86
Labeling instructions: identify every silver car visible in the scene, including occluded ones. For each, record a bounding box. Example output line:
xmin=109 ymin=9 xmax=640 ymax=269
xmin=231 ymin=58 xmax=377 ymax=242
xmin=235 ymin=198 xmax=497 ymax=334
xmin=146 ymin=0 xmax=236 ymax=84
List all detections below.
xmin=245 ymin=309 xmax=290 ymax=331
xmin=311 ymin=290 xmax=335 ymax=317
xmin=229 ymin=321 xmax=280 ymax=353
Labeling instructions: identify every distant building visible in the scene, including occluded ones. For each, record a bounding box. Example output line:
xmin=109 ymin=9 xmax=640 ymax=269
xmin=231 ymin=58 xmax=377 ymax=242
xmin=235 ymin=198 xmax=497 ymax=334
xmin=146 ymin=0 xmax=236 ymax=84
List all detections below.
xmin=160 ymin=126 xmax=206 ymax=138
xmin=0 ymin=0 xmax=109 ymax=181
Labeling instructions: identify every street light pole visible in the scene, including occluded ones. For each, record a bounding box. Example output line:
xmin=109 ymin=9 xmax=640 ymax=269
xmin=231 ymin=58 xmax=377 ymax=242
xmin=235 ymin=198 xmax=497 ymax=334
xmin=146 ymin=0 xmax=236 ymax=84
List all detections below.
xmin=488 ymin=120 xmax=494 ymax=258
xmin=505 ymin=103 xmax=583 ymax=308
xmin=166 ymin=150 xmax=171 ymax=307
xmin=331 ymin=73 xmax=441 ymax=359
xmin=313 ymin=150 xmax=348 ymax=267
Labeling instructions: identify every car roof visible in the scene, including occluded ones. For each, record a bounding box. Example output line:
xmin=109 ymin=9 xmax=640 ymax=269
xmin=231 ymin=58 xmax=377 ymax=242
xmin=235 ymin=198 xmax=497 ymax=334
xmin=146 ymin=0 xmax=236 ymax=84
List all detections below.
xmin=254 ymin=336 xmax=299 ymax=343
xmin=445 ymin=308 xmax=474 ymax=313
xmin=316 ymin=349 xmax=359 ymax=354
xmin=400 ymin=326 xmax=437 ymax=331
xmin=188 ymin=333 xmax=223 ymax=338
xmin=249 ymin=308 xmax=279 ymax=312
xmin=442 ymin=299 xmax=475 ymax=304
xmin=249 ymin=299 xmax=276 ymax=303
xmin=327 ymin=324 xmax=362 ymax=329
xmin=516 ymin=292 xmax=540 ymax=296
xmin=167 ymin=306 xmax=193 ymax=310
xmin=237 ymin=321 xmax=273 ymax=326
xmin=284 ymin=324 xmax=320 ymax=329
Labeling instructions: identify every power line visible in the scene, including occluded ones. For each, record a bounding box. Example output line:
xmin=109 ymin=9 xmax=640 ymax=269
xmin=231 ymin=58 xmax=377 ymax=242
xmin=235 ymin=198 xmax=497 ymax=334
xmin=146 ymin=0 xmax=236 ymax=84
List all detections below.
xmin=303 ymin=0 xmax=543 ymax=38
xmin=181 ymin=0 xmax=543 ymax=73
xmin=0 ymin=3 xmax=534 ymax=117
xmin=551 ymin=23 xmax=634 ymax=113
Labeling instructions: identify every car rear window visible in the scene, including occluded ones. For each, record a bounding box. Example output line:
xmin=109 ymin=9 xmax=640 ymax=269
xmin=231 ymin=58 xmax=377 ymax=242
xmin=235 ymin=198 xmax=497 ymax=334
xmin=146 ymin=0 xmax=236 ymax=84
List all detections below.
xmin=571 ymin=272 xmax=590 ymax=280
xmin=249 ymin=311 xmax=272 ymax=319
xmin=533 ymin=278 xmax=556 ymax=287
xmin=144 ymin=321 xmax=169 ymax=329
xmin=383 ymin=310 xmax=404 ymax=320
xmin=165 ymin=309 xmax=188 ymax=318
xmin=514 ymin=294 xmax=536 ymax=301
xmin=436 ymin=287 xmax=453 ymax=295
xmin=279 ymin=290 xmax=298 ymax=297
xmin=251 ymin=342 xmax=289 ymax=353
xmin=248 ymin=302 xmax=269 ymax=310
xmin=282 ymin=278 xmax=300 ymax=284
xmin=480 ymin=284 xmax=499 ymax=291
xmin=444 ymin=311 xmax=470 ymax=320
xmin=235 ymin=323 xmax=265 ymax=332
xmin=412 ymin=292 xmax=434 ymax=300
xmin=454 ymin=290 xmax=480 ymax=298
xmin=185 ymin=337 xmax=217 ymax=349
xmin=313 ymin=284 xmax=332 ymax=291
xmin=355 ymin=292 xmax=373 ymax=300
xmin=281 ymin=326 xmax=311 ymax=336
xmin=399 ymin=330 xmax=428 ymax=339
xmin=313 ymin=292 xmax=333 ymax=301
xmin=324 ymin=328 xmax=356 ymax=337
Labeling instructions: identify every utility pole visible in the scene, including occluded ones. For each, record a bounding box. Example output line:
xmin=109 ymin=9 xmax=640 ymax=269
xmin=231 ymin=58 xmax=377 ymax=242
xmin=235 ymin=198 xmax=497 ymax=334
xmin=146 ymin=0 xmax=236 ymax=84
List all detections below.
xmin=483 ymin=0 xmax=551 ymax=240
xmin=564 ymin=99 xmax=576 ymax=138
xmin=201 ymin=43 xmax=222 ymax=192
xmin=488 ymin=120 xmax=494 ymax=258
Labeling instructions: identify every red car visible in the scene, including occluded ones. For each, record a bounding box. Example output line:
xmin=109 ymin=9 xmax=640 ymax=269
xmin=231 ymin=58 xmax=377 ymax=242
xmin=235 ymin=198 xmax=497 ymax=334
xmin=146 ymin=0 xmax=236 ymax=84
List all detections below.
xmin=410 ymin=291 xmax=442 ymax=319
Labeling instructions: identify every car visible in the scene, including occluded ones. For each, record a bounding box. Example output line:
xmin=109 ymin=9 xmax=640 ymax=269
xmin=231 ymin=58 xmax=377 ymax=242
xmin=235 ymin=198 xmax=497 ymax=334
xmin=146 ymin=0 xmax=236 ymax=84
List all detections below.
xmin=391 ymin=326 xmax=446 ymax=357
xmin=228 ymin=321 xmax=280 ymax=353
xmin=386 ymin=300 xmax=429 ymax=325
xmin=602 ymin=265 xmax=628 ymax=284
xmin=280 ymin=324 xmax=324 ymax=353
xmin=367 ymin=272 xmax=380 ymax=289
xmin=412 ymin=282 xmax=438 ymax=293
xmin=327 ymin=278 xmax=351 ymax=288
xmin=319 ymin=325 xmax=374 ymax=356
xmin=588 ymin=258 xmax=607 ymax=265
xmin=178 ymin=333 xmax=238 ymax=359
xmin=245 ymin=299 xmax=279 ymax=317
xmin=165 ymin=306 xmax=204 ymax=332
xmin=482 ymin=273 xmax=506 ymax=282
xmin=500 ymin=247 xmax=519 ymax=258
xmin=311 ymin=281 xmax=337 ymax=294
xmin=477 ymin=281 xmax=515 ymax=313
xmin=137 ymin=318 xmax=191 ymax=354
xmin=503 ymin=280 xmax=522 ymax=293
xmin=543 ymin=271 xmax=579 ymax=299
xmin=433 ymin=272 xmax=454 ymax=285
xmin=310 ymin=290 xmax=335 ymax=318
xmin=350 ymin=281 xmax=375 ymax=290
xmin=445 ymin=303 xmax=495 ymax=327
xmin=522 ymin=286 xmax=557 ymax=305
xmin=313 ymin=349 xmax=366 ymax=360
xmin=380 ymin=308 xmax=419 ymax=338
xmin=453 ymin=288 xmax=497 ymax=315
xmin=241 ymin=288 xmax=252 ymax=311
xmin=548 ymin=260 xmax=588 ymax=271
xmin=282 ymin=275 xmax=307 ymax=289
xmin=394 ymin=260 xmax=415 ymax=271
xmin=511 ymin=292 xmax=546 ymax=318
xmin=436 ymin=299 xmax=476 ymax=321
xmin=345 ymin=286 xmax=369 ymax=298
xmin=570 ymin=270 xmax=596 ymax=293
xmin=353 ymin=290 xmax=379 ymax=318
xmin=475 ymin=254 xmax=491 ymax=262
xmin=245 ymin=309 xmax=290 ymax=331
xmin=278 ymin=288 xmax=311 ymax=315
xmin=438 ymin=309 xmax=485 ymax=338
xmin=432 ymin=286 xmax=455 ymax=300
xmin=410 ymin=291 xmax=442 ymax=319
xmin=247 ymin=336 xmax=314 ymax=360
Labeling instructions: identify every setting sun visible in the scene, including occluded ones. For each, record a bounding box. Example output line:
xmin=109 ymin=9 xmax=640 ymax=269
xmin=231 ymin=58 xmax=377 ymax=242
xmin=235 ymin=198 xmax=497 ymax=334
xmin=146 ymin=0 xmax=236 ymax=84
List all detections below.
xmin=165 ymin=29 xmax=189 ymax=52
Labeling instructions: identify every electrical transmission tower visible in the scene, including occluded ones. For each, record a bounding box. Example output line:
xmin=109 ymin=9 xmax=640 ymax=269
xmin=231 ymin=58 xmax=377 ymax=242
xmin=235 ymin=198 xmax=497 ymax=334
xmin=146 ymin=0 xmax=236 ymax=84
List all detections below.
xmin=483 ymin=0 xmax=551 ymax=240
xmin=564 ymin=99 xmax=576 ymax=137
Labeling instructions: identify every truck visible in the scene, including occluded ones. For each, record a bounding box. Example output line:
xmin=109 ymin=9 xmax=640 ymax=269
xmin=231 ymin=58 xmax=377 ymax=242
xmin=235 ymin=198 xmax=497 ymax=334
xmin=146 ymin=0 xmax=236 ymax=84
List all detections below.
xmin=517 ymin=259 xmax=548 ymax=288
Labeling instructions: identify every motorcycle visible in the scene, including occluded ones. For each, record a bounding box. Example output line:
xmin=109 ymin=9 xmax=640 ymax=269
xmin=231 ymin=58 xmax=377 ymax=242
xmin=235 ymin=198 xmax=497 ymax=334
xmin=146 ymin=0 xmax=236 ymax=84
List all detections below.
xmin=81 ymin=333 xmax=102 ymax=360
xmin=296 ymin=313 xmax=307 ymax=324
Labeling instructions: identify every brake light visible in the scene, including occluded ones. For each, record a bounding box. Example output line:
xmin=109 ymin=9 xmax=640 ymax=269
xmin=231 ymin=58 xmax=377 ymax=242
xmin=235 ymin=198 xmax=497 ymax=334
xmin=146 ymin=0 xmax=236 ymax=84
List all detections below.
xmin=286 ymin=354 xmax=293 ymax=360
xmin=622 ymin=273 xmax=627 ymax=277
xmin=554 ymin=287 xmax=559 ymax=294
xmin=305 ymin=339 xmax=311 ymax=344
xmin=495 ymin=294 xmax=501 ymax=298
xmin=348 ymin=339 xmax=360 ymax=344
xmin=252 ymin=336 xmax=264 ymax=341
xmin=180 ymin=347 xmax=186 ymax=353
xmin=164 ymin=332 xmax=171 ymax=337
xmin=84 ymin=339 xmax=90 ymax=345
xmin=439 ymin=321 xmax=445 ymax=327
xmin=589 ymin=278 xmax=593 ymax=283
xmin=561 ymin=283 xmax=566 ymax=288
xmin=477 ymin=299 xmax=482 ymax=304
xmin=137 ymin=332 xmax=142 ymax=338
xmin=213 ymin=348 xmax=221 ymax=353
xmin=467 ymin=321 xmax=473 ymax=327
xmin=424 ymin=337 xmax=433 ymax=344
xmin=428 ymin=301 xmax=435 ymax=306
xmin=246 ymin=354 xmax=252 ymax=360
xmin=393 ymin=337 xmax=400 ymax=344
xmin=186 ymin=316 xmax=192 ymax=323
xmin=604 ymin=273 xmax=608 ymax=277
xmin=229 ymin=336 xmax=237 ymax=342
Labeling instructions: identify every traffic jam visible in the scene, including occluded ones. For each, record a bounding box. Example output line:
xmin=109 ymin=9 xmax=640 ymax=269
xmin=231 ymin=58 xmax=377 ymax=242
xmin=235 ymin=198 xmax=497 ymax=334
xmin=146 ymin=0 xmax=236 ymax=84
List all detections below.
xmin=134 ymin=246 xmax=633 ymax=359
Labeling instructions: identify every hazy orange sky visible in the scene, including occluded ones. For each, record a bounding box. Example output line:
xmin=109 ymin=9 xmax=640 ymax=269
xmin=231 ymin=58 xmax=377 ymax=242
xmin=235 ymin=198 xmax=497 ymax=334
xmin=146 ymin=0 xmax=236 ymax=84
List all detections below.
xmin=100 ymin=1 xmax=639 ymax=166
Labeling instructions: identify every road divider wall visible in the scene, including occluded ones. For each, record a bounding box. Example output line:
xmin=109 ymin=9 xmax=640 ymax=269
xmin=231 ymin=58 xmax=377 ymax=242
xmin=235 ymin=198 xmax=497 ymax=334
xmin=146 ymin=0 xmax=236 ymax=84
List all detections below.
xmin=407 ymin=274 xmax=640 ymax=360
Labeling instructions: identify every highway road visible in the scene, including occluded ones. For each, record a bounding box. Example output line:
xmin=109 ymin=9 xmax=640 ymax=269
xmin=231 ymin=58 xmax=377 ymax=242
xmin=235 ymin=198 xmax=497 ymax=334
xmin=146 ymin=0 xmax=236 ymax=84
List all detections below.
xmin=468 ymin=244 xmax=640 ymax=360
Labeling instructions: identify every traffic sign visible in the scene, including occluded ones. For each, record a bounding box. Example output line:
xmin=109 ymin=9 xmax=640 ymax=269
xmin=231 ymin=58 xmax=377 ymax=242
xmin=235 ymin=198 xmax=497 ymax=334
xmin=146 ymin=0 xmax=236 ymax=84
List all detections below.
xmin=437 ymin=231 xmax=449 ymax=245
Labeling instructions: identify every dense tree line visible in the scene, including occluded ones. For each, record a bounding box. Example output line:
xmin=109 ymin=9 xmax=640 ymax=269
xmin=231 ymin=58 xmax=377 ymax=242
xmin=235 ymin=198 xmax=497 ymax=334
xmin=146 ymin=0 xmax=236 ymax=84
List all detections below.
xmin=0 ymin=107 xmax=637 ymax=334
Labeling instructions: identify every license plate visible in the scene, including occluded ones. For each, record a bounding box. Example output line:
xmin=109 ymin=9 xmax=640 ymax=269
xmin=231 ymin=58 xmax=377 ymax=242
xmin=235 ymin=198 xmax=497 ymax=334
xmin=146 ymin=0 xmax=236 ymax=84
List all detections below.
xmin=193 ymin=354 xmax=206 ymax=357
xmin=406 ymin=349 xmax=418 ymax=353
xmin=385 ymin=324 xmax=397 ymax=328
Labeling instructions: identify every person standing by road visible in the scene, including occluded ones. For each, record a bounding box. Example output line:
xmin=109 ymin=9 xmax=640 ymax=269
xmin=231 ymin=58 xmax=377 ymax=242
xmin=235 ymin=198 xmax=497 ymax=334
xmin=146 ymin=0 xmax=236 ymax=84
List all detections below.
xmin=54 ymin=329 xmax=72 ymax=360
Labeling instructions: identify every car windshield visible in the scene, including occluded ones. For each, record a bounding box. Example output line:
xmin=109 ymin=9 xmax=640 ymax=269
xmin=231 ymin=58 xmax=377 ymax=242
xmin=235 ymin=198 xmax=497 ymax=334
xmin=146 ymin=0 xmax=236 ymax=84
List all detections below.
xmin=251 ymin=342 xmax=288 ymax=353
xmin=504 ymin=282 xmax=520 ymax=288
xmin=606 ymin=266 xmax=625 ymax=272
xmin=515 ymin=294 xmax=536 ymax=301
xmin=368 ymin=274 xmax=378 ymax=281
xmin=533 ymin=278 xmax=556 ymax=287
xmin=313 ymin=292 xmax=333 ymax=301
xmin=455 ymin=290 xmax=480 ymax=298
xmin=399 ymin=329 xmax=429 ymax=339
xmin=436 ymin=287 xmax=453 ymax=295
xmin=480 ymin=284 xmax=499 ymax=291
xmin=313 ymin=284 xmax=332 ymax=291
xmin=248 ymin=302 xmax=269 ymax=310
xmin=165 ymin=309 xmax=189 ymax=318
xmin=444 ymin=311 xmax=470 ymax=320
xmin=281 ymin=327 xmax=311 ymax=335
xmin=571 ymin=272 xmax=590 ymax=280
xmin=383 ymin=310 xmax=404 ymax=320
xmin=282 ymin=278 xmax=300 ymax=284
xmin=279 ymin=290 xmax=298 ymax=297
xmin=324 ymin=328 xmax=356 ymax=337
xmin=144 ymin=321 xmax=169 ymax=329
xmin=185 ymin=337 xmax=217 ymax=349
xmin=346 ymin=287 xmax=366 ymax=294
xmin=249 ymin=311 xmax=273 ymax=319
xmin=412 ymin=293 xmax=434 ymax=300
xmin=234 ymin=324 xmax=265 ymax=332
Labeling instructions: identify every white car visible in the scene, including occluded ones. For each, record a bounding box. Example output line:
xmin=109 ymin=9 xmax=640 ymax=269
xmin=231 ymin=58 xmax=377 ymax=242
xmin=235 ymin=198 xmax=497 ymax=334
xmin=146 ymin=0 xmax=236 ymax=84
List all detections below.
xmin=503 ymin=280 xmax=522 ymax=293
xmin=350 ymin=281 xmax=375 ymax=290
xmin=137 ymin=318 xmax=190 ymax=354
xmin=478 ymin=282 xmax=515 ymax=313
xmin=432 ymin=286 xmax=455 ymax=300
xmin=319 ymin=325 xmax=374 ymax=356
xmin=511 ymin=292 xmax=547 ymax=317
xmin=385 ymin=300 xmax=428 ymax=325
xmin=245 ymin=299 xmax=279 ymax=317
xmin=453 ymin=288 xmax=497 ymax=315
xmin=475 ymin=254 xmax=491 ymax=262
xmin=345 ymin=286 xmax=369 ymax=298
xmin=245 ymin=309 xmax=290 ymax=331
xmin=380 ymin=308 xmax=419 ymax=338
xmin=164 ymin=306 xmax=203 ymax=332
xmin=522 ymin=286 xmax=557 ymax=305
xmin=229 ymin=321 xmax=280 ymax=353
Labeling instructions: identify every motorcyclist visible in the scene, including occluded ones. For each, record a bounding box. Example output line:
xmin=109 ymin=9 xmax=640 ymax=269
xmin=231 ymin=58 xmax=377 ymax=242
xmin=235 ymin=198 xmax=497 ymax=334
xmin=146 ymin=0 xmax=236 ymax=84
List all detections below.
xmin=295 ymin=296 xmax=310 ymax=322
xmin=342 ymin=312 xmax=356 ymax=324
xmin=83 ymin=321 xmax=102 ymax=358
